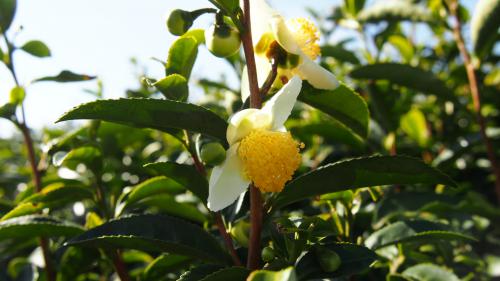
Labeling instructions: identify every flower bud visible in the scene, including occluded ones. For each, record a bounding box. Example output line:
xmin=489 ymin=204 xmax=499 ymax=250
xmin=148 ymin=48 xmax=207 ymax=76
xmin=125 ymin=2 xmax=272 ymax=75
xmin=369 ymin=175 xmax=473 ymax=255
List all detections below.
xmin=261 ymin=246 xmax=276 ymax=262
xmin=167 ymin=9 xmax=193 ymax=36
xmin=200 ymin=142 xmax=226 ymax=166
xmin=205 ymin=24 xmax=241 ymax=58
xmin=315 ymin=246 xmax=341 ymax=272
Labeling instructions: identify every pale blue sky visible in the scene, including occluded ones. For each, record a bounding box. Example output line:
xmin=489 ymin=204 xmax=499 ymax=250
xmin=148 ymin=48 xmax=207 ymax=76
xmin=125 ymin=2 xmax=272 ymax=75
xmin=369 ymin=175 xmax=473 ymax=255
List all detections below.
xmin=0 ymin=0 xmax=476 ymax=138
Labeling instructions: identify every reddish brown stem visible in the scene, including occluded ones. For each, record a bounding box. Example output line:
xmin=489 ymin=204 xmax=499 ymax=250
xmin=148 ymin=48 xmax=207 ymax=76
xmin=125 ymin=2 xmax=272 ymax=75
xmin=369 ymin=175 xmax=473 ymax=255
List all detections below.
xmin=449 ymin=0 xmax=500 ymax=202
xmin=110 ymin=250 xmax=131 ymax=281
xmin=247 ymin=185 xmax=263 ymax=269
xmin=215 ymin=213 xmax=243 ymax=266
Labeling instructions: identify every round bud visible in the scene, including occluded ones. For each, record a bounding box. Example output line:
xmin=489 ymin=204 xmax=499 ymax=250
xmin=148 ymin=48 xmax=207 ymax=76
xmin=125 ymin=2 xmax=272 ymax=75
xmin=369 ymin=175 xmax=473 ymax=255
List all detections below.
xmin=200 ymin=142 xmax=226 ymax=166
xmin=167 ymin=9 xmax=193 ymax=36
xmin=261 ymin=247 xmax=276 ymax=262
xmin=315 ymin=246 xmax=341 ymax=272
xmin=205 ymin=24 xmax=241 ymax=58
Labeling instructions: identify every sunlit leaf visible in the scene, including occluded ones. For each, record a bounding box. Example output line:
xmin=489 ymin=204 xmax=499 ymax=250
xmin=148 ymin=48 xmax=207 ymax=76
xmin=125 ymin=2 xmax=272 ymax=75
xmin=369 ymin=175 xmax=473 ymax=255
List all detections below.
xmin=154 ymin=74 xmax=189 ymax=101
xmin=20 ymin=40 xmax=51 ymax=57
xmin=357 ymin=0 xmax=432 ymax=23
xmin=471 ymin=0 xmax=500 ymax=58
xmin=166 ymin=36 xmax=198 ymax=80
xmin=400 ymin=108 xmax=430 ymax=147
xmin=0 ymin=215 xmax=84 ymax=240
xmin=402 ymin=264 xmax=460 ymax=281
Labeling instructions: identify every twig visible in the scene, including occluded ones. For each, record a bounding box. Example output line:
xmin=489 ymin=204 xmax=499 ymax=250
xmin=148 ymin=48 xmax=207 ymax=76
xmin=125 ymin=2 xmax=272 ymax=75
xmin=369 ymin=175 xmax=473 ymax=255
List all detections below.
xmin=110 ymin=250 xmax=131 ymax=281
xmin=259 ymin=58 xmax=278 ymax=97
xmin=449 ymin=0 xmax=500 ymax=202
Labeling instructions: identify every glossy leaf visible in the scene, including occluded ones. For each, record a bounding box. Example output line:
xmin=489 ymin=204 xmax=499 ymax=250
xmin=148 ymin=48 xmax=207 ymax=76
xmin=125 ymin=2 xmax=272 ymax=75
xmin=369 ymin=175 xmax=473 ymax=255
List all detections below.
xmin=296 ymin=243 xmax=377 ymax=279
xmin=357 ymin=0 xmax=432 ymax=23
xmin=57 ymin=98 xmax=228 ymax=143
xmin=350 ymin=63 xmax=454 ymax=99
xmin=272 ymin=156 xmax=455 ymax=209
xmin=154 ymin=74 xmax=189 ymax=101
xmin=199 ymin=267 xmax=249 ymax=281
xmin=298 ymin=82 xmax=369 ymax=139
xmin=365 ymin=220 xmax=476 ymax=249
xmin=402 ymin=264 xmax=460 ymax=281
xmin=33 ymin=70 xmax=96 ymax=83
xmin=133 ymin=194 xmax=207 ymax=223
xmin=471 ymin=0 xmax=500 ymax=57
xmin=0 ymin=0 xmax=16 ymax=32
xmin=66 ymin=214 xmax=230 ymax=263
xmin=166 ymin=36 xmax=198 ymax=79
xmin=0 ymin=215 xmax=84 ymax=240
xmin=20 ymin=40 xmax=51 ymax=57
xmin=145 ymin=162 xmax=208 ymax=204
xmin=143 ymin=254 xmax=191 ymax=281
xmin=247 ymin=267 xmax=296 ymax=281
xmin=400 ymin=108 xmax=430 ymax=148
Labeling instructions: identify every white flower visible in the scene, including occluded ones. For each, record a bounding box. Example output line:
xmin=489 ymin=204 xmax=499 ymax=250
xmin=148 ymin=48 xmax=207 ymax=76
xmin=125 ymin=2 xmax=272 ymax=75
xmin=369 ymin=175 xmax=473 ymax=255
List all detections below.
xmin=241 ymin=0 xmax=339 ymax=102
xmin=207 ymin=76 xmax=303 ymax=211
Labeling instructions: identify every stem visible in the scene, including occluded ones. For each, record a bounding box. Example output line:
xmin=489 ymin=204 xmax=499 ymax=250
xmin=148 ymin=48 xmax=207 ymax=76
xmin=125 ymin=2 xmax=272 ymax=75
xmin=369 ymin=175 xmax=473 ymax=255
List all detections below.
xmin=449 ymin=0 xmax=500 ymax=202
xmin=241 ymin=0 xmax=264 ymax=269
xmin=110 ymin=250 xmax=131 ymax=281
xmin=259 ymin=58 xmax=278 ymax=97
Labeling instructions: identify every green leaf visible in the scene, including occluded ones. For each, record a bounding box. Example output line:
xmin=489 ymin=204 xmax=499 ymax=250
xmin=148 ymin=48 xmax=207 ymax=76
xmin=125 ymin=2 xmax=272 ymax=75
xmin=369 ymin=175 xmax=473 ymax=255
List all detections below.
xmin=471 ymin=0 xmax=500 ymax=58
xmin=66 ymin=214 xmax=230 ymax=263
xmin=154 ymin=74 xmax=189 ymax=101
xmin=143 ymin=254 xmax=191 ymax=281
xmin=166 ymin=36 xmax=198 ymax=80
xmin=350 ymin=63 xmax=454 ymax=100
xmin=400 ymin=108 xmax=430 ymax=148
xmin=133 ymin=194 xmax=207 ymax=223
xmin=344 ymin=0 xmax=366 ymax=16
xmin=198 ymin=267 xmax=249 ymax=281
xmin=298 ymin=82 xmax=369 ymax=139
xmin=20 ymin=40 xmax=51 ymax=57
xmin=58 ymin=146 xmax=102 ymax=171
xmin=247 ymin=267 xmax=296 ymax=281
xmin=0 ymin=0 xmax=16 ymax=33
xmin=388 ymin=35 xmax=414 ymax=62
xmin=183 ymin=29 xmax=206 ymax=45
xmin=296 ymin=243 xmax=377 ymax=279
xmin=0 ymin=102 xmax=16 ymax=121
xmin=33 ymin=70 xmax=96 ymax=83
xmin=179 ymin=264 xmax=225 ymax=281
xmin=0 ymin=215 xmax=84 ymax=240
xmin=321 ymin=45 xmax=360 ymax=64
xmin=144 ymin=162 xmax=208 ymax=204
xmin=402 ymin=264 xmax=460 ymax=281
xmin=272 ymin=155 xmax=455 ymax=210
xmin=365 ymin=220 xmax=476 ymax=249
xmin=57 ymin=98 xmax=228 ymax=143
xmin=357 ymin=0 xmax=432 ymax=23
xmin=210 ymin=0 xmax=240 ymax=14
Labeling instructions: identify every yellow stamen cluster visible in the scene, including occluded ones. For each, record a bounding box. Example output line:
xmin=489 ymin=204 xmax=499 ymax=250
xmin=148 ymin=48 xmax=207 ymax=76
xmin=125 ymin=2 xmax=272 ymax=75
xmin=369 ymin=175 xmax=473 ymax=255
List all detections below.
xmin=238 ymin=130 xmax=303 ymax=193
xmin=286 ymin=18 xmax=321 ymax=60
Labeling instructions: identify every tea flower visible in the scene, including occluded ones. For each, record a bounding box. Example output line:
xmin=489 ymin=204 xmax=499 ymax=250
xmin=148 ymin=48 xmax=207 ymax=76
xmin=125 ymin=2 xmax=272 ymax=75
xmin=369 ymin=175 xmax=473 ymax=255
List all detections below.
xmin=241 ymin=0 xmax=338 ymax=101
xmin=208 ymin=76 xmax=303 ymax=211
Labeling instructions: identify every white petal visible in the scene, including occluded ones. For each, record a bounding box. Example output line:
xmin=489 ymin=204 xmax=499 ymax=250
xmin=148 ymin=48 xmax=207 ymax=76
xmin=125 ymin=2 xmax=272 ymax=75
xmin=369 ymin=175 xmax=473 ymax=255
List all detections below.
xmin=270 ymin=15 xmax=303 ymax=56
xmin=262 ymin=76 xmax=302 ymax=130
xmin=226 ymin=108 xmax=272 ymax=145
xmin=207 ymin=144 xmax=250 ymax=212
xmin=240 ymin=56 xmax=272 ymax=102
xmin=246 ymin=0 xmax=278 ymax=47
xmin=297 ymin=56 xmax=339 ymax=90
xmin=240 ymin=67 xmax=251 ymax=103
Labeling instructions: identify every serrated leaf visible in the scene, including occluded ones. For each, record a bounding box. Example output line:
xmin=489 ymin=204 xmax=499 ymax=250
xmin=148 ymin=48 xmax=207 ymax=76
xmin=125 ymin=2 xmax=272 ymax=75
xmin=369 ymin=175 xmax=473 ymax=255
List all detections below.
xmin=20 ymin=40 xmax=51 ymax=57
xmin=179 ymin=264 xmax=226 ymax=281
xmin=321 ymin=45 xmax=360 ymax=64
xmin=357 ymin=0 xmax=432 ymax=23
xmin=145 ymin=162 xmax=208 ymax=204
xmin=0 ymin=215 xmax=84 ymax=240
xmin=66 ymin=214 xmax=230 ymax=263
xmin=143 ymin=254 xmax=191 ymax=281
xmin=272 ymin=156 xmax=455 ymax=210
xmin=57 ymin=98 xmax=228 ymax=144
xmin=0 ymin=0 xmax=16 ymax=32
xmin=365 ymin=220 xmax=476 ymax=249
xmin=400 ymin=108 xmax=430 ymax=147
xmin=166 ymin=37 xmax=198 ymax=80
xmin=298 ymin=82 xmax=369 ymax=139
xmin=247 ymin=267 xmax=296 ymax=281
xmin=471 ymin=0 xmax=500 ymax=58
xmin=296 ymin=243 xmax=377 ymax=279
xmin=350 ymin=63 xmax=454 ymax=100
xmin=402 ymin=264 xmax=460 ymax=281
xmin=33 ymin=70 xmax=96 ymax=83
xmin=154 ymin=74 xmax=189 ymax=101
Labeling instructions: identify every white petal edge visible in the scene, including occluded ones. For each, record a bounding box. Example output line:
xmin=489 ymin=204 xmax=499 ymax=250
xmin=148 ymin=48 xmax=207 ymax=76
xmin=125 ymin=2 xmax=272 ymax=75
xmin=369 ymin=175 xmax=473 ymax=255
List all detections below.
xmin=226 ymin=108 xmax=272 ymax=145
xmin=262 ymin=75 xmax=302 ymax=130
xmin=247 ymin=0 xmax=278 ymax=47
xmin=207 ymin=144 xmax=250 ymax=212
xmin=297 ymin=56 xmax=339 ymax=90
xmin=240 ymin=56 xmax=272 ymax=102
xmin=270 ymin=15 xmax=303 ymax=56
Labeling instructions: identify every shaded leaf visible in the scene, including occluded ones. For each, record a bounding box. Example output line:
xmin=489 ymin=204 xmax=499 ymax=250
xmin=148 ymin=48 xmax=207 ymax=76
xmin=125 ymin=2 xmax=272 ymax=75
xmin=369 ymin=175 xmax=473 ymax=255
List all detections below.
xmin=0 ymin=215 xmax=84 ymax=240
xmin=143 ymin=254 xmax=191 ymax=281
xmin=321 ymin=45 xmax=360 ymax=64
xmin=134 ymin=194 xmax=207 ymax=223
xmin=471 ymin=0 xmax=500 ymax=58
xmin=365 ymin=220 xmax=476 ymax=249
xmin=0 ymin=0 xmax=16 ymax=32
xmin=357 ymin=0 xmax=432 ymax=23
xmin=298 ymin=82 xmax=369 ymax=139
xmin=247 ymin=267 xmax=296 ymax=281
xmin=296 ymin=243 xmax=377 ymax=279
xmin=402 ymin=264 xmax=460 ymax=281
xmin=272 ymin=155 xmax=455 ymax=210
xmin=20 ymin=40 xmax=51 ymax=57
xmin=33 ymin=70 xmax=96 ymax=83
xmin=179 ymin=264 xmax=225 ymax=281
xmin=166 ymin=37 xmax=198 ymax=79
xmin=66 ymin=214 xmax=230 ymax=263
xmin=0 ymin=102 xmax=16 ymax=121
xmin=57 ymin=98 xmax=228 ymax=144
xmin=200 ymin=267 xmax=249 ymax=281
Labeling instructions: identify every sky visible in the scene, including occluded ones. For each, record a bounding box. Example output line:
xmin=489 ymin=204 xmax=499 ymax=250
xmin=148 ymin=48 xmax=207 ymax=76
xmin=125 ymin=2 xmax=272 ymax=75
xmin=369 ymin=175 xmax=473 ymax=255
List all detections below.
xmin=0 ymin=0 xmax=338 ymax=137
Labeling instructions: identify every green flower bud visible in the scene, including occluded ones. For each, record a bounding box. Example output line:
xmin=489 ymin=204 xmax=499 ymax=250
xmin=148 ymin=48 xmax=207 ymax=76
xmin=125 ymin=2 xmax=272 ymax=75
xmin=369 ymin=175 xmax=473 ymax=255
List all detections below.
xmin=200 ymin=142 xmax=226 ymax=166
xmin=315 ymin=246 xmax=341 ymax=273
xmin=205 ymin=24 xmax=241 ymax=58
xmin=261 ymin=246 xmax=276 ymax=262
xmin=9 ymin=86 xmax=25 ymax=105
xmin=167 ymin=9 xmax=193 ymax=36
